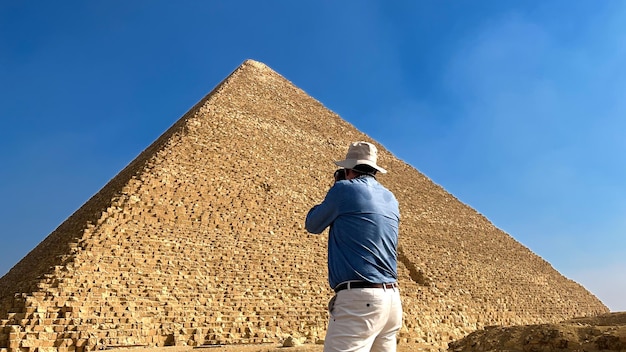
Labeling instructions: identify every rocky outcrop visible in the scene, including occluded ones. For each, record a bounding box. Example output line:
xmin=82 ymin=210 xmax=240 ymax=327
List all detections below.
xmin=449 ymin=312 xmax=626 ymax=352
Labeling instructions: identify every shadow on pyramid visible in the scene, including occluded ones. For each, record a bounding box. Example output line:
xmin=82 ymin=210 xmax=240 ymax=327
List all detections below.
xmin=0 ymin=60 xmax=608 ymax=351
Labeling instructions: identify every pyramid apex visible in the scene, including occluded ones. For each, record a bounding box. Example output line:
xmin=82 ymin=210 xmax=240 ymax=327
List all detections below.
xmin=240 ymin=59 xmax=274 ymax=73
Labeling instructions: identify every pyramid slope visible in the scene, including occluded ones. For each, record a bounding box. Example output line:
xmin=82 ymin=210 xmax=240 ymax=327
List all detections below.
xmin=0 ymin=60 xmax=608 ymax=351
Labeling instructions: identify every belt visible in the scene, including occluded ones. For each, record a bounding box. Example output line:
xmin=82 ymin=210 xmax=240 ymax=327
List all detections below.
xmin=334 ymin=281 xmax=398 ymax=293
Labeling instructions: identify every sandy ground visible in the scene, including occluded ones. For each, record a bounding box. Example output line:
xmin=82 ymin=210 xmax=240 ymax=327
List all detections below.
xmin=109 ymin=342 xmax=438 ymax=352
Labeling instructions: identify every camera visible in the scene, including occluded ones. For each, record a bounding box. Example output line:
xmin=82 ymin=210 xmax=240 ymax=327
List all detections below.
xmin=334 ymin=169 xmax=346 ymax=182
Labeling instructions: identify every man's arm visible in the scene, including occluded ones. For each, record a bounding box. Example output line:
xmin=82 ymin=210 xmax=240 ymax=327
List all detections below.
xmin=305 ymin=186 xmax=341 ymax=234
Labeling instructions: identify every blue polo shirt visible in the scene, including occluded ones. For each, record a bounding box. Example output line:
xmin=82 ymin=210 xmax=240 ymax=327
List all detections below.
xmin=305 ymin=176 xmax=400 ymax=289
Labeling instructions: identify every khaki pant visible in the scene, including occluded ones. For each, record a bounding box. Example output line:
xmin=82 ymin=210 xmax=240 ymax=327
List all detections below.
xmin=324 ymin=286 xmax=402 ymax=352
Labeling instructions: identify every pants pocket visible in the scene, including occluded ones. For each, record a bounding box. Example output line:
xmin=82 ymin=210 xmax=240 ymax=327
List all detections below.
xmin=328 ymin=294 xmax=337 ymax=314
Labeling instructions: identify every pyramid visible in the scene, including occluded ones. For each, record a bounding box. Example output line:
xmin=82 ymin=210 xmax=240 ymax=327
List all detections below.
xmin=0 ymin=60 xmax=608 ymax=352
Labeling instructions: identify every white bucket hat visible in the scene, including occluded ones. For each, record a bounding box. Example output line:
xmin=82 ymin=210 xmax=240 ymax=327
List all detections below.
xmin=334 ymin=141 xmax=387 ymax=174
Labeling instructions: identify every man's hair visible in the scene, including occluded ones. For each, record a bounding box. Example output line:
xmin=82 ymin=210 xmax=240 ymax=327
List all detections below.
xmin=352 ymin=164 xmax=377 ymax=176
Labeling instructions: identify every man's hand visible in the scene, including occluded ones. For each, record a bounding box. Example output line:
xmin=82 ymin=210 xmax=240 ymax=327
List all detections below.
xmin=334 ymin=169 xmax=346 ymax=183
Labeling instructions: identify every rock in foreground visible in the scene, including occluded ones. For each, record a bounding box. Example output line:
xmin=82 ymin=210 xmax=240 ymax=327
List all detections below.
xmin=449 ymin=312 xmax=626 ymax=352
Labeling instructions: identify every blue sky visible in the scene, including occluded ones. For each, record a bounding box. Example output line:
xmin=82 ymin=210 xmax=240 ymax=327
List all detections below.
xmin=1 ymin=1 xmax=624 ymax=311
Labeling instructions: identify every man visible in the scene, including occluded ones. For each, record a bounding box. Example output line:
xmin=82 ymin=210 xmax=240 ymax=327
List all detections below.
xmin=306 ymin=141 xmax=402 ymax=352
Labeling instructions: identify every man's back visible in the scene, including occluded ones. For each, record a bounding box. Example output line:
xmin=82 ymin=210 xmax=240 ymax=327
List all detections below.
xmin=306 ymin=176 xmax=400 ymax=288
xmin=305 ymin=141 xmax=403 ymax=352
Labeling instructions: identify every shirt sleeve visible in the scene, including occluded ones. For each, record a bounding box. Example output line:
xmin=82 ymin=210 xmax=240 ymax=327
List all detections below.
xmin=305 ymin=185 xmax=341 ymax=234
